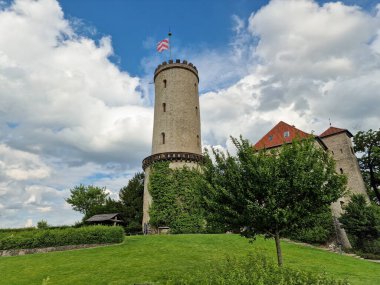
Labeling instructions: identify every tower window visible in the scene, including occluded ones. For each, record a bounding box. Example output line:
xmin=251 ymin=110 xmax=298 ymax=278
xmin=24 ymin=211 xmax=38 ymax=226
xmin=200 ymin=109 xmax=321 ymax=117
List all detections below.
xmin=284 ymin=131 xmax=290 ymax=138
xmin=340 ymin=148 xmax=343 ymax=153
xmin=195 ymin=106 xmax=198 ymax=115
xmin=163 ymin=79 xmax=167 ymax=88
xmin=163 ymin=103 xmax=166 ymax=112
xmin=161 ymin=132 xmax=165 ymax=144
xmin=340 ymin=168 xmax=343 ymax=174
xmin=197 ymin=135 xmax=200 ymax=147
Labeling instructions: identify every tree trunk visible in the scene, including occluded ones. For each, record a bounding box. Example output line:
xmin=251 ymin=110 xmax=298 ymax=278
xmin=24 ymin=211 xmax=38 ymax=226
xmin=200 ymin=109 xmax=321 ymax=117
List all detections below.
xmin=274 ymin=231 xmax=283 ymax=267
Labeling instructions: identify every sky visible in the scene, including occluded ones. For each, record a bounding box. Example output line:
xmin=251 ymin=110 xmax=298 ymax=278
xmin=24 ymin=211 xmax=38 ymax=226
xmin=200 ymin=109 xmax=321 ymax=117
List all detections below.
xmin=0 ymin=0 xmax=379 ymax=228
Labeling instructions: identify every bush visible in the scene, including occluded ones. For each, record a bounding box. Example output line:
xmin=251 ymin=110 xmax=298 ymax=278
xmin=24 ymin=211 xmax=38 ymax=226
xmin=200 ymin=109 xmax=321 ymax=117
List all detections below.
xmin=165 ymin=254 xmax=348 ymax=285
xmin=339 ymin=194 xmax=380 ymax=258
xmin=0 ymin=226 xmax=124 ymax=250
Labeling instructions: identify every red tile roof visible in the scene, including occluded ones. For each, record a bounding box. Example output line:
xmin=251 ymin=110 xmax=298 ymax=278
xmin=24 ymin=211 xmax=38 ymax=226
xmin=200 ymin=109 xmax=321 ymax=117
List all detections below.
xmin=254 ymin=121 xmax=312 ymax=150
xmin=319 ymin=126 xmax=353 ymax=138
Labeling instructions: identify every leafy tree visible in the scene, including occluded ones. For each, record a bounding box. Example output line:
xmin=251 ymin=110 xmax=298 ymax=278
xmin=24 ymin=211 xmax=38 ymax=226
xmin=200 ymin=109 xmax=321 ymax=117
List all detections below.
xmin=353 ymin=129 xmax=380 ymax=202
xmin=339 ymin=194 xmax=380 ymax=249
xmin=37 ymin=220 xmax=49 ymax=229
xmin=202 ymin=137 xmax=346 ymax=266
xmin=119 ymin=172 xmax=144 ymax=232
xmin=66 ymin=185 xmax=109 ymax=220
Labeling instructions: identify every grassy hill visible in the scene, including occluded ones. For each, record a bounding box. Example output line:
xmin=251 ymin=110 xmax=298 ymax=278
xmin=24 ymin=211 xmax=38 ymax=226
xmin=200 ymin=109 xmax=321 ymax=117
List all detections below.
xmin=0 ymin=234 xmax=379 ymax=284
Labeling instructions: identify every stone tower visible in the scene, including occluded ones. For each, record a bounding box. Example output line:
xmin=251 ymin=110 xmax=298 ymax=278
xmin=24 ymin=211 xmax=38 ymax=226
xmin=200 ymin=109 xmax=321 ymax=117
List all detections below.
xmin=142 ymin=59 xmax=203 ymax=232
xmin=320 ymin=126 xmax=369 ymax=248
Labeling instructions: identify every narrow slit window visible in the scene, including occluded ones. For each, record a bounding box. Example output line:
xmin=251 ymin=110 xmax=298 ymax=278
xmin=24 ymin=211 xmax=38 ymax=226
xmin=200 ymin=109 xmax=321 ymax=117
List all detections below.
xmin=161 ymin=132 xmax=165 ymax=144
xmin=195 ymin=106 xmax=198 ymax=115
xmin=163 ymin=79 xmax=167 ymax=88
xmin=163 ymin=103 xmax=166 ymax=112
xmin=197 ymin=135 xmax=200 ymax=147
xmin=340 ymin=168 xmax=343 ymax=174
xmin=340 ymin=148 xmax=343 ymax=153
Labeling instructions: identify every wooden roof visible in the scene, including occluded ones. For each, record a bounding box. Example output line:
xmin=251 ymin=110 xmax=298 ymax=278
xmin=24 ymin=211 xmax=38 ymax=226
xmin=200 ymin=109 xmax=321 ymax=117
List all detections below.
xmin=86 ymin=213 xmax=123 ymax=222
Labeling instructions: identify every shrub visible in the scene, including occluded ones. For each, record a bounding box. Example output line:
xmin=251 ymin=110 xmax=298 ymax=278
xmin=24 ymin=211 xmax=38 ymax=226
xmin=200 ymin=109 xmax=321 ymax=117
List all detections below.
xmin=339 ymin=194 xmax=380 ymax=257
xmin=0 ymin=226 xmax=124 ymax=250
xmin=165 ymin=254 xmax=349 ymax=285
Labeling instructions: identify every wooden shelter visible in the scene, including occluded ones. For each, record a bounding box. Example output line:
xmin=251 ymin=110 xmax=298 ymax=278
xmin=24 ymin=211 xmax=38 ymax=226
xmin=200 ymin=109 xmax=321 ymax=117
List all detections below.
xmin=86 ymin=213 xmax=124 ymax=226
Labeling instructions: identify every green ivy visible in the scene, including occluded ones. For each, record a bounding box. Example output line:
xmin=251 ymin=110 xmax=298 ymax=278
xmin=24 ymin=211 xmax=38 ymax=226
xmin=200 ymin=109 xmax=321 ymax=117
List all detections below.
xmin=148 ymin=162 xmax=205 ymax=233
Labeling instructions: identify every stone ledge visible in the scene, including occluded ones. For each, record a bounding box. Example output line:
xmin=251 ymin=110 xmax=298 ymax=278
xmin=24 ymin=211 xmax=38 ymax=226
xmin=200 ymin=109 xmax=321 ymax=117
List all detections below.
xmin=142 ymin=151 xmax=203 ymax=170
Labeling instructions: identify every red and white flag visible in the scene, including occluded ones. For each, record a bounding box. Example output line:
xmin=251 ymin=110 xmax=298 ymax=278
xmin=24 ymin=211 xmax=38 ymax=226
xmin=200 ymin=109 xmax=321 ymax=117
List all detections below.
xmin=157 ymin=38 xmax=169 ymax=52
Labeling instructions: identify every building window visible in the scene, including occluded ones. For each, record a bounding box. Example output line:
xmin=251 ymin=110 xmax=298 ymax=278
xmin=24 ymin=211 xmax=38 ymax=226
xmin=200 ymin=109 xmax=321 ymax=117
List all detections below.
xmin=161 ymin=132 xmax=165 ymax=144
xmin=163 ymin=103 xmax=166 ymax=112
xmin=284 ymin=131 xmax=290 ymax=138
xmin=340 ymin=168 xmax=343 ymax=174
xmin=269 ymin=135 xmax=273 ymax=141
xmin=340 ymin=148 xmax=343 ymax=153
xmin=197 ymin=135 xmax=200 ymax=147
xmin=163 ymin=79 xmax=167 ymax=88
xmin=195 ymin=106 xmax=198 ymax=115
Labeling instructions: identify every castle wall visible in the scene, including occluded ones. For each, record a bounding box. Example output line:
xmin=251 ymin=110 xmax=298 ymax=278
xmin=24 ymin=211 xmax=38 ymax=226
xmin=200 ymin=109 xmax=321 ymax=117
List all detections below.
xmin=321 ymin=132 xmax=369 ymax=249
xmin=321 ymin=133 xmax=368 ymax=207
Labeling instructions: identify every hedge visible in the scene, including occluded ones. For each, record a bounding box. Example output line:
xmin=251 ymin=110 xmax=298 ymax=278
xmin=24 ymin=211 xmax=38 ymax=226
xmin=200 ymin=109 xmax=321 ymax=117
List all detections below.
xmin=0 ymin=226 xmax=124 ymax=250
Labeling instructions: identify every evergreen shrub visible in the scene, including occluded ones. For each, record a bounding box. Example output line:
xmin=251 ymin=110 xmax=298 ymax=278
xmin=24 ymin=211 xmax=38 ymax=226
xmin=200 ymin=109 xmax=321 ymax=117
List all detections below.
xmin=165 ymin=254 xmax=349 ymax=285
xmin=0 ymin=226 xmax=124 ymax=250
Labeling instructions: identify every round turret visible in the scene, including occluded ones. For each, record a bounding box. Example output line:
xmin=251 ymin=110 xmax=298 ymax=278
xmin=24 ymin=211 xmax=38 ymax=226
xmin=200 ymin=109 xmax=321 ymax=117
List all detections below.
xmin=142 ymin=59 xmax=203 ymax=231
xmin=142 ymin=59 xmax=202 ymax=170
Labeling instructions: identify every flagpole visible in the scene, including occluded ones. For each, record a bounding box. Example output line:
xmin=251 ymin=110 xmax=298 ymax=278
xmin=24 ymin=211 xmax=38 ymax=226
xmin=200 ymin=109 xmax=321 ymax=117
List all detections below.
xmin=168 ymin=28 xmax=172 ymax=60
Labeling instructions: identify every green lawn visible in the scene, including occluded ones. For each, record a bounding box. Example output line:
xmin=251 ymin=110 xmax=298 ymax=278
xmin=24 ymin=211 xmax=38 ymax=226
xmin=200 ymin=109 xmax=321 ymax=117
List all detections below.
xmin=0 ymin=234 xmax=378 ymax=285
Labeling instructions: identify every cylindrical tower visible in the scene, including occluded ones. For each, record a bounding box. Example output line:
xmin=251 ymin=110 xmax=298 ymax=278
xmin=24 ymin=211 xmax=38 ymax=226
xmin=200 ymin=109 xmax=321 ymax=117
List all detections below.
xmin=142 ymin=59 xmax=203 ymax=232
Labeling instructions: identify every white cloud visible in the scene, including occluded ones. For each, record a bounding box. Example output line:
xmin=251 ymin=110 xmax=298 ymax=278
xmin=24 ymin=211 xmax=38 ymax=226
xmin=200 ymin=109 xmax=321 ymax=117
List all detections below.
xmin=200 ymin=0 xmax=380 ymax=147
xmin=0 ymin=0 xmax=150 ymax=228
xmin=24 ymin=218 xmax=33 ymax=228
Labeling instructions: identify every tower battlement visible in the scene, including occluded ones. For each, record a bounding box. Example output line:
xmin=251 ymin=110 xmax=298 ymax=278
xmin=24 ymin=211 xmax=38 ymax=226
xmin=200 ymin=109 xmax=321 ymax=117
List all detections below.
xmin=154 ymin=59 xmax=199 ymax=82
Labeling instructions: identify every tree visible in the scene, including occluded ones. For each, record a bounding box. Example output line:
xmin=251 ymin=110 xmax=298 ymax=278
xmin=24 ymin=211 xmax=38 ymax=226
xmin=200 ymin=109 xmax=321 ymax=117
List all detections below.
xmin=339 ymin=194 xmax=380 ymax=249
xmin=37 ymin=220 xmax=49 ymax=229
xmin=119 ymin=172 xmax=144 ymax=232
xmin=66 ymin=185 xmax=109 ymax=220
xmin=202 ymin=137 xmax=346 ymax=266
xmin=353 ymin=129 xmax=380 ymax=202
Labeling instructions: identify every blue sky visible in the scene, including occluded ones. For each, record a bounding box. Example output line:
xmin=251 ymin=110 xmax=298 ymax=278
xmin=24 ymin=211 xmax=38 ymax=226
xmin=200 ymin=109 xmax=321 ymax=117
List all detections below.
xmin=0 ymin=0 xmax=379 ymax=228
xmin=58 ymin=0 xmax=268 ymax=76
xmin=57 ymin=0 xmax=378 ymax=76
